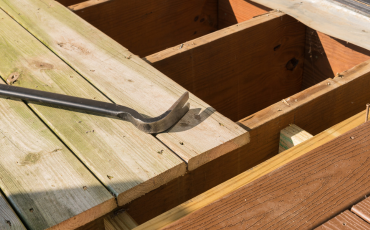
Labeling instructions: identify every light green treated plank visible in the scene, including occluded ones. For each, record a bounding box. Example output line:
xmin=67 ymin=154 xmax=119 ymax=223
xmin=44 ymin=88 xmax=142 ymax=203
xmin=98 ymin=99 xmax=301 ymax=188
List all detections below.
xmin=0 ymin=8 xmax=186 ymax=207
xmin=0 ymin=0 xmax=250 ymax=171
xmin=0 ymin=192 xmax=26 ymax=230
xmin=0 ymin=80 xmax=116 ymax=229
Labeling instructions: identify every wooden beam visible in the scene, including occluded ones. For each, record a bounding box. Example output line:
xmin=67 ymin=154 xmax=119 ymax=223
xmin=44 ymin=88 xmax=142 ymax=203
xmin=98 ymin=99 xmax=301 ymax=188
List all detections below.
xmin=161 ymin=121 xmax=370 ymax=229
xmin=71 ymin=0 xmax=218 ymax=57
xmin=0 ymin=0 xmax=249 ymax=172
xmin=69 ymin=0 xmax=112 ymax=11
xmin=145 ymin=12 xmax=306 ymax=122
xmin=218 ymin=0 xmax=270 ymax=28
xmin=133 ymin=108 xmax=368 ymax=229
xmin=302 ymin=28 xmax=370 ymax=89
xmin=0 ymin=192 xmax=26 ymax=230
xmin=0 ymin=4 xmax=186 ymax=209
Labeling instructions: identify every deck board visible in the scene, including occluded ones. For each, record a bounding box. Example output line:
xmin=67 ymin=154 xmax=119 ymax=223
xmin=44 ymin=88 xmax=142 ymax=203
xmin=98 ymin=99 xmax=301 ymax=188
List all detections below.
xmin=0 ymin=80 xmax=116 ymax=229
xmin=0 ymin=192 xmax=26 ymax=230
xmin=0 ymin=7 xmax=186 ymax=207
xmin=316 ymin=210 xmax=370 ymax=229
xmin=352 ymin=197 xmax=370 ymax=224
xmin=161 ymin=121 xmax=370 ymax=229
xmin=0 ymin=0 xmax=249 ymax=171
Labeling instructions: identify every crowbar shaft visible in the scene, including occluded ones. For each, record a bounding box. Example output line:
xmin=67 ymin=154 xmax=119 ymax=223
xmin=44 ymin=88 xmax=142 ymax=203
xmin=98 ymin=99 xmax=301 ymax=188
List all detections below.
xmin=0 ymin=84 xmax=190 ymax=134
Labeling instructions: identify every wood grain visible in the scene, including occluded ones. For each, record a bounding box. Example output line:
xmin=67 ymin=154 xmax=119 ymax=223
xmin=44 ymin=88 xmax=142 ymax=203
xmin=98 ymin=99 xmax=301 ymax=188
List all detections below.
xmin=0 ymin=7 xmax=186 ymax=208
xmin=105 ymin=212 xmax=138 ymax=230
xmin=72 ymin=0 xmax=218 ymax=57
xmin=133 ymin=109 xmax=367 ymax=230
xmin=0 ymin=0 xmax=249 ymax=171
xmin=0 ymin=79 xmax=116 ymax=230
xmin=145 ymin=12 xmax=306 ymax=121
xmin=352 ymin=197 xmax=370 ymax=224
xmin=0 ymin=192 xmax=26 ymax=230
xmin=316 ymin=210 xmax=370 ymax=230
xmin=302 ymin=28 xmax=370 ymax=89
xmin=163 ymin=121 xmax=370 ymax=229
xmin=218 ymin=0 xmax=270 ymax=28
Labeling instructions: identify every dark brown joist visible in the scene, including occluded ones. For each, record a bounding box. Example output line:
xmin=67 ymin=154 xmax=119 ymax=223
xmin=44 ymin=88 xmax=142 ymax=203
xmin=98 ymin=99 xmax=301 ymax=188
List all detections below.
xmin=145 ymin=12 xmax=306 ymax=122
xmin=71 ymin=0 xmax=218 ymax=57
xmin=56 ymin=0 xmax=83 ymax=6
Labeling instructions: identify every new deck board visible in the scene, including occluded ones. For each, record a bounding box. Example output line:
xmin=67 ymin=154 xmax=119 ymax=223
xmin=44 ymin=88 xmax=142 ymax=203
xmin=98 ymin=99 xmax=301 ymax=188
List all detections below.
xmin=352 ymin=197 xmax=370 ymax=224
xmin=0 ymin=7 xmax=186 ymax=207
xmin=0 ymin=192 xmax=26 ymax=230
xmin=162 ymin=121 xmax=370 ymax=229
xmin=316 ymin=210 xmax=370 ymax=230
xmin=0 ymin=80 xmax=116 ymax=230
xmin=134 ymin=109 xmax=367 ymax=230
xmin=0 ymin=0 xmax=249 ymax=171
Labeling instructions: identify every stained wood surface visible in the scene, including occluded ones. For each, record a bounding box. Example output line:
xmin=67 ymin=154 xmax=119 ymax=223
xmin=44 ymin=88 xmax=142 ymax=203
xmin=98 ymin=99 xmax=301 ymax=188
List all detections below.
xmin=145 ymin=12 xmax=306 ymax=121
xmin=126 ymin=59 xmax=370 ymax=225
xmin=0 ymin=192 xmax=26 ymax=230
xmin=69 ymin=0 xmax=111 ymax=10
xmin=72 ymin=0 xmax=218 ymax=57
xmin=218 ymin=0 xmax=270 ymax=28
xmin=352 ymin=197 xmax=370 ymax=224
xmin=316 ymin=211 xmax=370 ymax=230
xmin=104 ymin=212 xmax=138 ymax=230
xmin=0 ymin=0 xmax=249 ymax=172
xmin=163 ymin=121 xmax=370 ymax=229
xmin=0 ymin=80 xmax=116 ymax=229
xmin=303 ymin=28 xmax=370 ymax=89
xmin=0 ymin=6 xmax=186 ymax=208
xmin=134 ymin=109 xmax=367 ymax=230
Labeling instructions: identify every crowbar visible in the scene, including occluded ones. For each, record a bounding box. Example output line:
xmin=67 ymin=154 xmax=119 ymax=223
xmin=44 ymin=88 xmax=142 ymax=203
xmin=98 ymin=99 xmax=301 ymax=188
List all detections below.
xmin=0 ymin=84 xmax=190 ymax=134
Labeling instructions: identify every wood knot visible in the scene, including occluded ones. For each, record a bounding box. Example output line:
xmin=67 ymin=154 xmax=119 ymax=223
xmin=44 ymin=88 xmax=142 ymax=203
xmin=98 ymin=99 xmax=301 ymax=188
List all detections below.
xmin=6 ymin=72 xmax=19 ymax=85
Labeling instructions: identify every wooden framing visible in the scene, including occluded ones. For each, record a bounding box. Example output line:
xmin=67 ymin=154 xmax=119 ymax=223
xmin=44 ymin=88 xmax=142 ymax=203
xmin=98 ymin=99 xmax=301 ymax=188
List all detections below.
xmin=145 ymin=12 xmax=305 ymax=121
xmin=129 ymin=108 xmax=369 ymax=229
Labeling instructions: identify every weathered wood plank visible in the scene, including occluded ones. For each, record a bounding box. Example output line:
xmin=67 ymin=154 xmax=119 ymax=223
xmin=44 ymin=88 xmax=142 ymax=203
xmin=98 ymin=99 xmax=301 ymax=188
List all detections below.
xmin=71 ymin=0 xmax=218 ymax=57
xmin=134 ymin=108 xmax=367 ymax=229
xmin=218 ymin=0 xmax=270 ymax=28
xmin=0 ymin=7 xmax=186 ymax=207
xmin=0 ymin=192 xmax=26 ymax=230
xmin=316 ymin=210 xmax=370 ymax=230
xmin=352 ymin=197 xmax=370 ymax=224
xmin=145 ymin=12 xmax=306 ymax=121
xmin=0 ymin=0 xmax=249 ymax=171
xmin=303 ymin=28 xmax=370 ymax=89
xmin=162 ymin=121 xmax=370 ymax=229
xmin=0 ymin=80 xmax=116 ymax=229
xmin=252 ymin=0 xmax=370 ymax=51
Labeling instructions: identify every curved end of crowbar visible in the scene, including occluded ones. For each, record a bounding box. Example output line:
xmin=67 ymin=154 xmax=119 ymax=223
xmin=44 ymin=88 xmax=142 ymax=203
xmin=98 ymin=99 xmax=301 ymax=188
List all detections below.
xmin=124 ymin=92 xmax=190 ymax=134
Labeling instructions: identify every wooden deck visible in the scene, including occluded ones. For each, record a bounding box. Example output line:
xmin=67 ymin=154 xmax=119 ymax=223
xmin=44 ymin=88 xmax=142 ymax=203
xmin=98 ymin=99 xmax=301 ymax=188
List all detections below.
xmin=0 ymin=0 xmax=249 ymax=229
xmin=2 ymin=0 xmax=370 ymax=229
